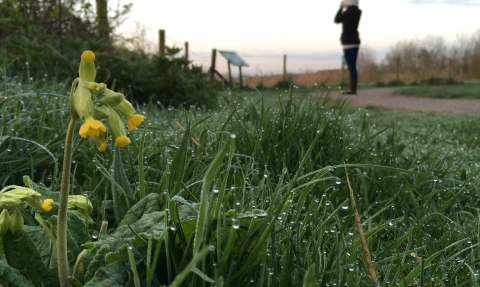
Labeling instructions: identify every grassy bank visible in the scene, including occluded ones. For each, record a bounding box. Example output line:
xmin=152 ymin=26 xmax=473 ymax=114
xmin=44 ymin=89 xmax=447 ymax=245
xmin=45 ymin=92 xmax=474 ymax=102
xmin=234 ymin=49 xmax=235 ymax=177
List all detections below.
xmin=393 ymin=82 xmax=480 ymax=99
xmin=1 ymin=78 xmax=480 ymax=286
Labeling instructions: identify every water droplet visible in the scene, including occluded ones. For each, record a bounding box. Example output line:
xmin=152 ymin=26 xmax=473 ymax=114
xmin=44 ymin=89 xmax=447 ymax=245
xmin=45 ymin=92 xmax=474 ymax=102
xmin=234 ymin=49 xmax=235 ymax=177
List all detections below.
xmin=230 ymin=134 xmax=236 ymax=139
xmin=232 ymin=219 xmax=240 ymax=229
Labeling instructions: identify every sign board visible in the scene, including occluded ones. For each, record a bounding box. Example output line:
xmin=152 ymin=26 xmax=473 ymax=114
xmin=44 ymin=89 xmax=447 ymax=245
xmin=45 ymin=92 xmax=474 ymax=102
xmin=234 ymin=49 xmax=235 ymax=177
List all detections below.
xmin=218 ymin=51 xmax=249 ymax=67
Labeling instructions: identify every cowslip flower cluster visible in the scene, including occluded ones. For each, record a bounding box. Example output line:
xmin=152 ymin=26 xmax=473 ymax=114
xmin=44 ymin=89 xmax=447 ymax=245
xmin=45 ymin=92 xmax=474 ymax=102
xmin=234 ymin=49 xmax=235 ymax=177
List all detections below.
xmin=0 ymin=185 xmax=53 ymax=236
xmin=70 ymin=51 xmax=146 ymax=152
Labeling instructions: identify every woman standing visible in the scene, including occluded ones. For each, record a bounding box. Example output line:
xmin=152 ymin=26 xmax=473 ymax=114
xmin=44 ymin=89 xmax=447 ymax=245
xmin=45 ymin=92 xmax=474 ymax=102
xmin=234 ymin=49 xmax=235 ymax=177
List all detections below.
xmin=334 ymin=0 xmax=362 ymax=95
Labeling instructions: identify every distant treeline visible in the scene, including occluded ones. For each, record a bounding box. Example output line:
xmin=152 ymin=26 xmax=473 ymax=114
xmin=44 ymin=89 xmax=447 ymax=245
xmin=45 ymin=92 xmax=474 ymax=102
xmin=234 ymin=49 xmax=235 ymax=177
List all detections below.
xmin=358 ymin=31 xmax=480 ymax=82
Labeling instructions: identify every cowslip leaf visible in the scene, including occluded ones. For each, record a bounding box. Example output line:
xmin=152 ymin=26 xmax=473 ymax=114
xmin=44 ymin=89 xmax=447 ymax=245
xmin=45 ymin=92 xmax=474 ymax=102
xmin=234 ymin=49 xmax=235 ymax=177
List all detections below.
xmin=83 ymin=261 xmax=128 ymax=287
xmin=0 ymin=259 xmax=34 ymax=287
xmin=3 ymin=229 xmax=60 ymax=287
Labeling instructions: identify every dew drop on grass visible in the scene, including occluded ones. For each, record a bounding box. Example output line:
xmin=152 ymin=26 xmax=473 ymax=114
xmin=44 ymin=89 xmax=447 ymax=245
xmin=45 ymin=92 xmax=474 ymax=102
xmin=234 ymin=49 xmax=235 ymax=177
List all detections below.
xmin=232 ymin=219 xmax=240 ymax=229
xmin=230 ymin=133 xmax=236 ymax=139
xmin=213 ymin=189 xmax=219 ymax=193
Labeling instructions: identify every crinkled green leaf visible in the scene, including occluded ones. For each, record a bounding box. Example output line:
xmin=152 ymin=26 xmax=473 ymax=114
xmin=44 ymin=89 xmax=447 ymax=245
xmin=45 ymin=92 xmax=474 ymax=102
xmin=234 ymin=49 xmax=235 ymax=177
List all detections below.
xmin=22 ymin=175 xmax=60 ymax=202
xmin=83 ymin=261 xmax=129 ymax=287
xmin=105 ymin=244 xmax=128 ymax=265
xmin=118 ymin=193 xmax=162 ymax=227
xmin=84 ymin=244 xmax=110 ymax=283
xmin=23 ymin=225 xmax=51 ymax=267
xmin=0 ymin=259 xmax=34 ymax=287
xmin=3 ymin=229 xmax=59 ymax=287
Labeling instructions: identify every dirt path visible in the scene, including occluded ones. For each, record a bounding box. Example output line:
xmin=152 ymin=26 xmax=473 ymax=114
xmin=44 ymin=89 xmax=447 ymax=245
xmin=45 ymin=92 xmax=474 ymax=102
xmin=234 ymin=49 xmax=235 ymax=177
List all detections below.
xmin=324 ymin=88 xmax=480 ymax=114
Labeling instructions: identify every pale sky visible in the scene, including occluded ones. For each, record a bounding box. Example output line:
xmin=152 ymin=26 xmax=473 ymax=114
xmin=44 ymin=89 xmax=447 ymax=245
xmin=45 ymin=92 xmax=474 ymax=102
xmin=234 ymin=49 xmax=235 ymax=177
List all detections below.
xmin=114 ymin=0 xmax=480 ymax=75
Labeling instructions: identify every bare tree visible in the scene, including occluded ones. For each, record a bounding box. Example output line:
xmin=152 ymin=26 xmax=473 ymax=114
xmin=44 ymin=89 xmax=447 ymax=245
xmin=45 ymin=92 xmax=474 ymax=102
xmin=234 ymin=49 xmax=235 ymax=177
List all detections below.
xmin=357 ymin=46 xmax=380 ymax=82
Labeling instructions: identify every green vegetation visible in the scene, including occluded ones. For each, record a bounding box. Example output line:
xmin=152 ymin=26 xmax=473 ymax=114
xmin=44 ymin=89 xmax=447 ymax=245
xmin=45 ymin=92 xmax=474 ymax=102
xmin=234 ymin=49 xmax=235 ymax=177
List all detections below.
xmin=0 ymin=0 xmax=219 ymax=108
xmin=393 ymin=82 xmax=480 ymax=99
xmin=2 ymin=2 xmax=480 ymax=286
xmin=2 ymin=71 xmax=480 ymax=286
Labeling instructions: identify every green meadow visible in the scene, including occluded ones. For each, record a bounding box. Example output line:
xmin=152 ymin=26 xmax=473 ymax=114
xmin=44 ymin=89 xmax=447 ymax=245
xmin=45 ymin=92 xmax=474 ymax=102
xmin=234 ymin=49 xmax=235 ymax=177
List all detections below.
xmin=1 ymin=74 xmax=480 ymax=287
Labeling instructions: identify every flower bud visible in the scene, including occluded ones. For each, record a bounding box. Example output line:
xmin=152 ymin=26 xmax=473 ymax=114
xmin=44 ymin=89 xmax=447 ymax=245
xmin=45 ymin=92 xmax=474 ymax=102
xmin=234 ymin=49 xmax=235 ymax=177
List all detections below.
xmin=0 ymin=209 xmax=10 ymax=237
xmin=94 ymin=105 xmax=110 ymax=120
xmin=0 ymin=186 xmax=35 ymax=210
xmin=79 ymin=51 xmax=96 ymax=82
xmin=9 ymin=208 xmax=24 ymax=234
xmin=68 ymin=195 xmax=93 ymax=214
xmin=102 ymin=89 xmax=125 ymax=106
xmin=71 ymin=80 xmax=95 ymax=121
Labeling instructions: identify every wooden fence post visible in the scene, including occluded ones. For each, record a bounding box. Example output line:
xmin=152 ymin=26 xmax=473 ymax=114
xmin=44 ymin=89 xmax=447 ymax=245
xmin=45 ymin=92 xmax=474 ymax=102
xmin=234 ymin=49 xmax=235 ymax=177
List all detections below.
xmin=227 ymin=62 xmax=233 ymax=89
xmin=209 ymin=49 xmax=216 ymax=81
xmin=159 ymin=29 xmax=165 ymax=56
xmin=341 ymin=56 xmax=345 ymax=84
xmin=184 ymin=41 xmax=189 ymax=61
xmin=239 ymin=66 xmax=243 ymax=88
xmin=283 ymin=54 xmax=287 ymax=82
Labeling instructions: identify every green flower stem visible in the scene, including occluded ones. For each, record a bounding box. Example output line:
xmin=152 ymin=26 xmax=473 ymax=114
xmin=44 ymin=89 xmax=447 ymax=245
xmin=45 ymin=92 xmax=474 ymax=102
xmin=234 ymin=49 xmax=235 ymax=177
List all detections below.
xmin=57 ymin=116 xmax=78 ymax=287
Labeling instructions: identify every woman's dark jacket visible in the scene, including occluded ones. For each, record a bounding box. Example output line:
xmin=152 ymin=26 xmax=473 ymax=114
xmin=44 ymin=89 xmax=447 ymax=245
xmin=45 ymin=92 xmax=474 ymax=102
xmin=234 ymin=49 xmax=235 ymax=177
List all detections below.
xmin=334 ymin=6 xmax=362 ymax=45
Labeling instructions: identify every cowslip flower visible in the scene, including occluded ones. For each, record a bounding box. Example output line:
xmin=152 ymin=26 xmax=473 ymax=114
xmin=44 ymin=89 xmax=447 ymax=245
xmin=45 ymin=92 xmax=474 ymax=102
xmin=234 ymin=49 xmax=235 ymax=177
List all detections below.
xmin=0 ymin=185 xmax=55 ymax=235
xmin=79 ymin=116 xmax=107 ymax=138
xmin=105 ymin=105 xmax=131 ymax=147
xmin=70 ymin=51 xmax=146 ymax=151
xmin=116 ymin=100 xmax=146 ymax=130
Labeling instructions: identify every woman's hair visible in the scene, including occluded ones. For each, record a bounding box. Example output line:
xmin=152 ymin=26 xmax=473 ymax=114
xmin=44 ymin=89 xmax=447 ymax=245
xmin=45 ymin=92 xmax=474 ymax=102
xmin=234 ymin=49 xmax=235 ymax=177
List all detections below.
xmin=342 ymin=0 xmax=359 ymax=5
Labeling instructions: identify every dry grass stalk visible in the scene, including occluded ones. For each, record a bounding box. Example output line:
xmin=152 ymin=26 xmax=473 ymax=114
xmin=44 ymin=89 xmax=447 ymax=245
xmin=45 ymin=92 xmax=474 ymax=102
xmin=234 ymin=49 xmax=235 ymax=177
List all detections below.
xmin=175 ymin=121 xmax=208 ymax=155
xmin=344 ymin=162 xmax=378 ymax=286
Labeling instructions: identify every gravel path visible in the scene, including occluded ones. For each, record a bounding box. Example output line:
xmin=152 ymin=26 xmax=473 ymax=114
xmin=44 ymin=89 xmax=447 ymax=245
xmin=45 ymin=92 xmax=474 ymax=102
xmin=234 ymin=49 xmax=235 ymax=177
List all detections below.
xmin=326 ymin=88 xmax=480 ymax=114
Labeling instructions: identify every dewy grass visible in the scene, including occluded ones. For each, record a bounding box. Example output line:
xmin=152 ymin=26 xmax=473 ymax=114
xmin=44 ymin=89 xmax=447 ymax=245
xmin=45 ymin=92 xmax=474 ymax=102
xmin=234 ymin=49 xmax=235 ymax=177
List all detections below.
xmin=2 ymin=59 xmax=480 ymax=285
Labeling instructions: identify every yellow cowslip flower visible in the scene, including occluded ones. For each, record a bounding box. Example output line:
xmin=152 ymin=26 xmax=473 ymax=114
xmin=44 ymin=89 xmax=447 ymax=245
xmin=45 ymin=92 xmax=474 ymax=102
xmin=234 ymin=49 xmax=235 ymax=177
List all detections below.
xmin=105 ymin=105 xmax=131 ymax=148
xmin=0 ymin=185 xmax=55 ymax=212
xmin=79 ymin=116 xmax=107 ymax=138
xmin=127 ymin=114 xmax=146 ymax=131
xmin=114 ymin=99 xmax=146 ymax=130
xmin=92 ymin=135 xmax=107 ymax=152
xmin=41 ymin=199 xmax=54 ymax=211
xmin=71 ymin=51 xmax=146 ymax=149
xmin=115 ymin=136 xmax=131 ymax=147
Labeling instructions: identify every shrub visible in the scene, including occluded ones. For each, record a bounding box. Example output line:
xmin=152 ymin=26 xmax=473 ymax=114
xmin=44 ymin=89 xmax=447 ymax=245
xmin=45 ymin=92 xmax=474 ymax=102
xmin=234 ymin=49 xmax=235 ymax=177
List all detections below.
xmin=387 ymin=79 xmax=405 ymax=87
